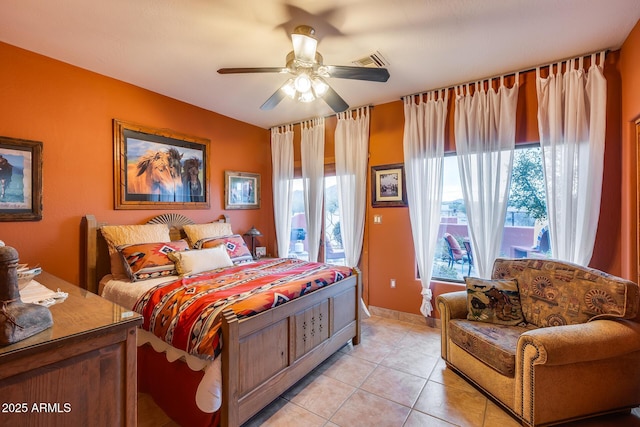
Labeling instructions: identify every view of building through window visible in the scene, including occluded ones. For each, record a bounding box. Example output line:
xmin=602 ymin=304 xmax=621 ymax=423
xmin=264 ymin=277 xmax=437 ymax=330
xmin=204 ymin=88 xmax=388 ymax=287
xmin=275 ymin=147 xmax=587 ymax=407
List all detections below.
xmin=433 ymin=145 xmax=550 ymax=281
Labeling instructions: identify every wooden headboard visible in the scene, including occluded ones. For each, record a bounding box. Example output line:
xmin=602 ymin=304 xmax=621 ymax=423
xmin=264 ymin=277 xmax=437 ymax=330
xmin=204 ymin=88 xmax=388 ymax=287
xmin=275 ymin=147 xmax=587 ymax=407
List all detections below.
xmin=81 ymin=213 xmax=230 ymax=294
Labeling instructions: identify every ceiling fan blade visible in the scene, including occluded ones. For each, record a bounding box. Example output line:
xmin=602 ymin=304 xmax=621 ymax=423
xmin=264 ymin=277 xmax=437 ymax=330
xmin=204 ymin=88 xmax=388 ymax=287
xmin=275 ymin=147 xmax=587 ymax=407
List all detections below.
xmin=322 ymin=86 xmax=349 ymax=113
xmin=260 ymin=86 xmax=287 ymax=110
xmin=327 ymin=66 xmax=390 ymax=82
xmin=217 ymin=67 xmax=287 ymax=74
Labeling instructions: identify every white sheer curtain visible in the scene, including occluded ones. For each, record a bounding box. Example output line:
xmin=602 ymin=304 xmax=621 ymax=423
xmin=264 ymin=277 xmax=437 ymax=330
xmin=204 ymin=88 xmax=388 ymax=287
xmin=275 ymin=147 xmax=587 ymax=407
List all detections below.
xmin=403 ymin=91 xmax=448 ymax=317
xmin=455 ymin=76 xmax=519 ymax=278
xmin=536 ymin=53 xmax=607 ymax=266
xmin=335 ymin=107 xmax=370 ymax=269
xmin=271 ymin=125 xmax=294 ymax=258
xmin=301 ymin=117 xmax=325 ymax=262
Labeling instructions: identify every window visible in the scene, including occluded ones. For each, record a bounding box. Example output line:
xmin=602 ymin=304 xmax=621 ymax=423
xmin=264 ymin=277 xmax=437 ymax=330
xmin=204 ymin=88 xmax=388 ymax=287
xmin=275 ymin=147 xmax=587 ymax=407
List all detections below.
xmin=323 ymin=176 xmax=346 ymax=265
xmin=290 ymin=178 xmax=308 ymax=260
xmin=433 ymin=145 xmax=549 ymax=282
xmin=289 ymin=176 xmax=346 ymax=265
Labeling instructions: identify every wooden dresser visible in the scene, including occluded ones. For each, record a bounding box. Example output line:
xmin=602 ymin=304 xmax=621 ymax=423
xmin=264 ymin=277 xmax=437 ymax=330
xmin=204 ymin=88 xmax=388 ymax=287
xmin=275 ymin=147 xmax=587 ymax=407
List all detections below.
xmin=0 ymin=272 xmax=142 ymax=427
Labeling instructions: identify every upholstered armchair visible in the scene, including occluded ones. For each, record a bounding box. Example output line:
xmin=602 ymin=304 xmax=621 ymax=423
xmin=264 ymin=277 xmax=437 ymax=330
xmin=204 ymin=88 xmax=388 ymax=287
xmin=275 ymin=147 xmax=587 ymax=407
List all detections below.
xmin=437 ymin=258 xmax=640 ymax=426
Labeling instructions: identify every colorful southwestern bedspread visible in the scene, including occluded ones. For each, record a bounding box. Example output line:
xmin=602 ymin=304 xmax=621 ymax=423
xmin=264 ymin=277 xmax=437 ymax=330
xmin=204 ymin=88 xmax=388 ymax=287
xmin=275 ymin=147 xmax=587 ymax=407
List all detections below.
xmin=133 ymin=258 xmax=353 ymax=360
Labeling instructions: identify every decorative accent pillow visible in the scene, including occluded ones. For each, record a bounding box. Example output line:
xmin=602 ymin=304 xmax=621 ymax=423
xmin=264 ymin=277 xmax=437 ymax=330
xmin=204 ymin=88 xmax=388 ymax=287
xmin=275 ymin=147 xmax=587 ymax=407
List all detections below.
xmin=465 ymin=277 xmax=525 ymax=326
xmin=194 ymin=234 xmax=254 ymax=264
xmin=183 ymin=223 xmax=233 ymax=246
xmin=117 ymin=240 xmax=189 ymax=282
xmin=101 ymin=224 xmax=172 ymax=279
xmin=168 ymin=245 xmax=233 ymax=276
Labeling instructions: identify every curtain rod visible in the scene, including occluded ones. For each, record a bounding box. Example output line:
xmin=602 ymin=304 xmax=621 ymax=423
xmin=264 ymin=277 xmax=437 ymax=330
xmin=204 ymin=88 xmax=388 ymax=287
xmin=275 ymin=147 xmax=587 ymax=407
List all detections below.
xmin=402 ymin=49 xmax=609 ymax=99
xmin=270 ymin=104 xmax=374 ymax=130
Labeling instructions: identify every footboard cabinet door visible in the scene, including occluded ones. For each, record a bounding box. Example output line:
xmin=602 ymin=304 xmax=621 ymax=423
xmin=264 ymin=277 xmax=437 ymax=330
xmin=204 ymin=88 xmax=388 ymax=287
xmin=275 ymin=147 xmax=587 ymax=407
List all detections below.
xmin=294 ymin=300 xmax=329 ymax=359
xmin=331 ymin=286 xmax=357 ymax=335
xmin=238 ymin=318 xmax=289 ymax=395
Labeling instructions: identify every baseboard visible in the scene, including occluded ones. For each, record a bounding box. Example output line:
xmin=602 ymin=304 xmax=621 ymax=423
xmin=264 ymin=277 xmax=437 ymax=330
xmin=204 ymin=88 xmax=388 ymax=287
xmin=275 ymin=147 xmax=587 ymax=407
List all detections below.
xmin=368 ymin=306 xmax=441 ymax=329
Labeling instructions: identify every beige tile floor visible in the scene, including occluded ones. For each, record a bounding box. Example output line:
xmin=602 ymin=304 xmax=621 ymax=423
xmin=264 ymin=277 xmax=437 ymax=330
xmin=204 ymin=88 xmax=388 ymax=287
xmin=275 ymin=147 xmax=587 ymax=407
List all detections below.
xmin=139 ymin=315 xmax=640 ymax=427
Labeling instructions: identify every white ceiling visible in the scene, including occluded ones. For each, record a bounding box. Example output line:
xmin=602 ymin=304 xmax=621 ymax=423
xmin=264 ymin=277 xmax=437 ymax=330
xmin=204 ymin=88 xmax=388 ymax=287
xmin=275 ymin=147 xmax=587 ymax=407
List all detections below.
xmin=1 ymin=0 xmax=639 ymax=129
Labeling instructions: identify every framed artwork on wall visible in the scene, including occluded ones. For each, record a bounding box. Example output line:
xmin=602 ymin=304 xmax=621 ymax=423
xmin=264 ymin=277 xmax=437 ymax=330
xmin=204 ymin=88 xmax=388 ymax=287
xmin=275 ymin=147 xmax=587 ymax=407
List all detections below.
xmin=224 ymin=170 xmax=260 ymax=210
xmin=371 ymin=163 xmax=407 ymax=207
xmin=0 ymin=136 xmax=43 ymax=221
xmin=113 ymin=119 xmax=210 ymax=210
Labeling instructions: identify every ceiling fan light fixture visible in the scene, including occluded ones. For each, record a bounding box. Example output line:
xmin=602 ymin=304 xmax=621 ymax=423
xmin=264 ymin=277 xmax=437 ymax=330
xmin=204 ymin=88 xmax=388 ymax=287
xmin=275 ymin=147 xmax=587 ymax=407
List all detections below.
xmin=282 ymin=76 xmax=316 ymax=103
xmin=291 ymin=25 xmax=317 ymax=65
xmin=294 ymin=74 xmax=312 ymax=93
xmin=312 ymin=77 xmax=329 ymax=96
xmin=281 ymin=79 xmax=296 ymax=98
xmin=298 ymin=90 xmax=315 ymax=103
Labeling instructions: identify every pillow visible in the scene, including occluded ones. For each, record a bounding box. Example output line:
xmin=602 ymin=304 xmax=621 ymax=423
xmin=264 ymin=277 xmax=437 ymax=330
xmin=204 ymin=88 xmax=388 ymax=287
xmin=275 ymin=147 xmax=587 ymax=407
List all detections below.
xmin=465 ymin=277 xmax=525 ymax=326
xmin=194 ymin=234 xmax=254 ymax=264
xmin=168 ymin=245 xmax=233 ymax=276
xmin=101 ymin=224 xmax=172 ymax=278
xmin=117 ymin=240 xmax=189 ymax=282
xmin=183 ymin=223 xmax=233 ymax=246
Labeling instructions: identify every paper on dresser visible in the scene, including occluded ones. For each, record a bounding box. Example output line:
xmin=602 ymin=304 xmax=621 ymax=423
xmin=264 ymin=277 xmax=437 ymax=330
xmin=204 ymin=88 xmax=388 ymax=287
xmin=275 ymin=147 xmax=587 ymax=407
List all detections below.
xmin=19 ymin=280 xmax=68 ymax=307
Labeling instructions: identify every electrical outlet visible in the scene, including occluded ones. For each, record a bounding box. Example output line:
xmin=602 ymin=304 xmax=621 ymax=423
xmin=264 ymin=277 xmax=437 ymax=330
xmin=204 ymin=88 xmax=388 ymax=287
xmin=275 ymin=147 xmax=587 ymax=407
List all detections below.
xmin=390 ymin=279 xmax=396 ymax=288
xmin=373 ymin=215 xmax=382 ymax=224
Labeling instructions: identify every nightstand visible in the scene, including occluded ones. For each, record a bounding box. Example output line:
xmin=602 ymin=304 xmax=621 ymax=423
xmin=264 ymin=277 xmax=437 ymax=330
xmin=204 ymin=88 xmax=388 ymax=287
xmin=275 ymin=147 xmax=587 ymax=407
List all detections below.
xmin=0 ymin=271 xmax=142 ymax=426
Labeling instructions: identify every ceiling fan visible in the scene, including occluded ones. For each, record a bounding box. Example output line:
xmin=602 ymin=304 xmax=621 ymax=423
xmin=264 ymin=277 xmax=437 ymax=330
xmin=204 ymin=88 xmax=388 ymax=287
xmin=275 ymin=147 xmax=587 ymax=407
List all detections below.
xmin=217 ymin=25 xmax=390 ymax=113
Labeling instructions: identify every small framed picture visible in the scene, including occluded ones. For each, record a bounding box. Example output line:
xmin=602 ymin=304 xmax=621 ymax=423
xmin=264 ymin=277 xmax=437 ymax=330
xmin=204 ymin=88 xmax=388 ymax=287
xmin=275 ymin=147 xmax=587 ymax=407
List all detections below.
xmin=371 ymin=163 xmax=407 ymax=207
xmin=255 ymin=246 xmax=267 ymax=258
xmin=224 ymin=171 xmax=261 ymax=209
xmin=0 ymin=136 xmax=43 ymax=221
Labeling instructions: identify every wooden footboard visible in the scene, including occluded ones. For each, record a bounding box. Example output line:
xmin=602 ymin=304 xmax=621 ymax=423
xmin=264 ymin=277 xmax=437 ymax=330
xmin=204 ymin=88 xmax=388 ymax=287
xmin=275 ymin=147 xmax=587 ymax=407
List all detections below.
xmin=221 ymin=270 xmax=360 ymax=426
xmin=81 ymin=214 xmax=361 ymax=427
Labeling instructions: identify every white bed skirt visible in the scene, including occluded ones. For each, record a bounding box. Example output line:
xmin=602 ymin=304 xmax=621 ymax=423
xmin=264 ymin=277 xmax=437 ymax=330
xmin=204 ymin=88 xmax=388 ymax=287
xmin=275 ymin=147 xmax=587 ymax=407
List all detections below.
xmin=100 ymin=274 xmax=222 ymax=413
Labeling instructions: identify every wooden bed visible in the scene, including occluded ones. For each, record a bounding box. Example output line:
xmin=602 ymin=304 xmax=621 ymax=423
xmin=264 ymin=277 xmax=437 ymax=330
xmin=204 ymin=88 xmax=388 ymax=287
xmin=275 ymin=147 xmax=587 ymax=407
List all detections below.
xmin=81 ymin=214 xmax=361 ymax=426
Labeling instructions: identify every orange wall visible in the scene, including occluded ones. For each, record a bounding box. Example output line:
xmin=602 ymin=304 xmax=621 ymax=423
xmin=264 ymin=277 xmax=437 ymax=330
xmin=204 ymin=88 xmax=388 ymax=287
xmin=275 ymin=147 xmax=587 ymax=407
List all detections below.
xmin=367 ymin=101 xmax=417 ymax=311
xmin=0 ymin=42 xmax=272 ymax=286
xmin=621 ymin=20 xmax=640 ymax=284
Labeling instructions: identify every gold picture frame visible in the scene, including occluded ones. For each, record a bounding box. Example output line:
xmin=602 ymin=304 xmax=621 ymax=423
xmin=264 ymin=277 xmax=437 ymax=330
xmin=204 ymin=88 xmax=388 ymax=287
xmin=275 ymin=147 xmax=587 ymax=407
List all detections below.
xmin=113 ymin=119 xmax=210 ymax=210
xmin=224 ymin=170 xmax=261 ymax=210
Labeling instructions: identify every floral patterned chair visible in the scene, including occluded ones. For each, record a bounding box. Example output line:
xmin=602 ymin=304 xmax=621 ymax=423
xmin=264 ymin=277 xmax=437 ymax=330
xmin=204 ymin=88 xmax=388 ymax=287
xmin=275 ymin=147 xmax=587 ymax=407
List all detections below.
xmin=437 ymin=258 xmax=640 ymax=426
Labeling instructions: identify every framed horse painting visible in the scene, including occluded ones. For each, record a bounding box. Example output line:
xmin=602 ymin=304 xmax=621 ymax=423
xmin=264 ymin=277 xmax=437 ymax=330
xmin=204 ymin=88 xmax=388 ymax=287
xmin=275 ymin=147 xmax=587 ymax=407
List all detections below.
xmin=113 ymin=119 xmax=210 ymax=210
xmin=0 ymin=136 xmax=43 ymax=221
